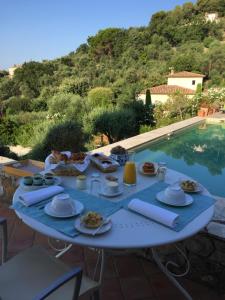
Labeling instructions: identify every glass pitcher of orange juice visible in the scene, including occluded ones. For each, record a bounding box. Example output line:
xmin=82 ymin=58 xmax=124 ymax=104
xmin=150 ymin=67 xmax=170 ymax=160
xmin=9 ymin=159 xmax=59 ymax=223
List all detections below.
xmin=123 ymin=161 xmax=136 ymax=186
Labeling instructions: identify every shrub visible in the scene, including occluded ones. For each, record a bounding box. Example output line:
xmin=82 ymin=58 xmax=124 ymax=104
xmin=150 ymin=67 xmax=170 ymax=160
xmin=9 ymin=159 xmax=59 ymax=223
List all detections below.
xmin=0 ymin=118 xmax=18 ymax=145
xmin=5 ymin=96 xmax=32 ymax=115
xmin=30 ymin=121 xmax=86 ymax=161
xmin=87 ymin=87 xmax=113 ymax=107
xmin=15 ymin=120 xmax=54 ymax=147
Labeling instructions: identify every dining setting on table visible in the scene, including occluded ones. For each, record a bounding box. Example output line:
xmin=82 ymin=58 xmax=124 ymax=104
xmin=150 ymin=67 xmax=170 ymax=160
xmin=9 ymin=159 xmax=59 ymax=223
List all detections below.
xmin=10 ymin=145 xmax=215 ymax=299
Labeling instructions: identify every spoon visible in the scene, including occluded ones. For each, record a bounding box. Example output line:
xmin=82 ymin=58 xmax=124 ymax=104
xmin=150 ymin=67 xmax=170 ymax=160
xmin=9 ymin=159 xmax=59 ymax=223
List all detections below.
xmin=91 ymin=217 xmax=111 ymax=236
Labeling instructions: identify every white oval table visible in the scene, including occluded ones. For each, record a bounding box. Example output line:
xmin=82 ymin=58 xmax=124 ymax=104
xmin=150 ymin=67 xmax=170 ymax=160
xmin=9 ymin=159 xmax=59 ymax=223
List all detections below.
xmin=13 ymin=168 xmax=214 ymax=300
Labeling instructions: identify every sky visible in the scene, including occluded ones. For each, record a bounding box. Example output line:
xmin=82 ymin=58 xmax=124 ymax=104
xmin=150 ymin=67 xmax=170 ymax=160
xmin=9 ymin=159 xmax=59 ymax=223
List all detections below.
xmin=0 ymin=0 xmax=196 ymax=70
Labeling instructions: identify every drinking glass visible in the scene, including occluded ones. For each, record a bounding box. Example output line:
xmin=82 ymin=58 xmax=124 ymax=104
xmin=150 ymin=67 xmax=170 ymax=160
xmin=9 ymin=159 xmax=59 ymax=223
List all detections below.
xmin=123 ymin=161 xmax=136 ymax=186
xmin=90 ymin=173 xmax=101 ymax=196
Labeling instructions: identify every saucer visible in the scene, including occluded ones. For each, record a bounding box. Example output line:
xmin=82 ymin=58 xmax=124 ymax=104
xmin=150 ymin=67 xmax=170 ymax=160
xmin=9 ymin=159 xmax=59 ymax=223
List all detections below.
xmin=156 ymin=191 xmax=193 ymax=207
xmin=74 ymin=218 xmax=112 ymax=235
xmin=99 ymin=187 xmax=123 ymax=198
xmin=44 ymin=200 xmax=84 ymax=218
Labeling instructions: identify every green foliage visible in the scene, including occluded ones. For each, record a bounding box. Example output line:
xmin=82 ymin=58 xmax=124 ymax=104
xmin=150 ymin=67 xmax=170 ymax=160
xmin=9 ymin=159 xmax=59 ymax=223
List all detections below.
xmin=0 ymin=78 xmax=19 ymax=100
xmin=139 ymin=125 xmax=153 ymax=134
xmin=88 ymin=28 xmax=127 ymax=59
xmin=91 ymin=108 xmax=137 ymax=143
xmin=0 ymin=118 xmax=18 ymax=145
xmin=5 ymin=96 xmax=32 ymax=115
xmin=30 ymin=121 xmax=86 ymax=161
xmin=166 ymin=91 xmax=192 ymax=120
xmin=196 ymin=0 xmax=225 ymax=16
xmin=145 ymin=89 xmax=152 ymax=106
xmin=196 ymin=83 xmax=202 ymax=94
xmin=59 ymin=77 xmax=89 ymax=96
xmin=47 ymin=93 xmax=86 ymax=122
xmin=88 ymin=87 xmax=113 ymax=107
xmin=13 ymin=61 xmax=55 ymax=98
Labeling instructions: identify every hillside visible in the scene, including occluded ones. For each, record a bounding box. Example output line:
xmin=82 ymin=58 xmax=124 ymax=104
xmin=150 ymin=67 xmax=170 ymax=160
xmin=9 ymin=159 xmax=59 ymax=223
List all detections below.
xmin=0 ymin=0 xmax=225 ymax=158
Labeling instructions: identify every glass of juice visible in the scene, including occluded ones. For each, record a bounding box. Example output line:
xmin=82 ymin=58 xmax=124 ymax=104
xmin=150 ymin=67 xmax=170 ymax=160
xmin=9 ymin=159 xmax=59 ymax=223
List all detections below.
xmin=123 ymin=161 xmax=136 ymax=186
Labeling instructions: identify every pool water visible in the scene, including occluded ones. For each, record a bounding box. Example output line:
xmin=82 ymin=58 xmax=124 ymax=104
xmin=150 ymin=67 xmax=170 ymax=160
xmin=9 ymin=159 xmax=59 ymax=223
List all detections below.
xmin=135 ymin=123 xmax=225 ymax=197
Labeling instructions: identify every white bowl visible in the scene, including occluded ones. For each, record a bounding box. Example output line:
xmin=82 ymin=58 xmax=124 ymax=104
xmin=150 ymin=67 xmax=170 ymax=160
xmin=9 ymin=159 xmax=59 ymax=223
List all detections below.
xmin=50 ymin=193 xmax=76 ymax=215
xmin=164 ymin=186 xmax=186 ymax=204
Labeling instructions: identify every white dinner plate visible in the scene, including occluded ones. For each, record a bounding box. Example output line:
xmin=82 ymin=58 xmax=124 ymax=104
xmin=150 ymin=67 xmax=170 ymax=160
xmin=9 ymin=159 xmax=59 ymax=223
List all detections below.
xmin=156 ymin=191 xmax=193 ymax=207
xmin=74 ymin=218 xmax=112 ymax=235
xmin=138 ymin=162 xmax=158 ymax=176
xmin=99 ymin=186 xmax=123 ymax=198
xmin=20 ymin=177 xmax=61 ymax=191
xmin=44 ymin=200 xmax=84 ymax=218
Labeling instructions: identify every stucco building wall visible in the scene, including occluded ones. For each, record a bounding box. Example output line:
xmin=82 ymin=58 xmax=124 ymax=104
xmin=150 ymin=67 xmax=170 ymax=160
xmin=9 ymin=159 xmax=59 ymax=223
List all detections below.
xmin=167 ymin=77 xmax=203 ymax=91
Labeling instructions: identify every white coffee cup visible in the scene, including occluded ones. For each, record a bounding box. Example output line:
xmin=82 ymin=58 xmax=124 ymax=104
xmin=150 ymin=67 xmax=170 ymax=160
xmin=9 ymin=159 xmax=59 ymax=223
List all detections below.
xmin=50 ymin=193 xmax=75 ymax=215
xmin=106 ymin=181 xmax=119 ymax=194
xmin=164 ymin=186 xmax=186 ymax=205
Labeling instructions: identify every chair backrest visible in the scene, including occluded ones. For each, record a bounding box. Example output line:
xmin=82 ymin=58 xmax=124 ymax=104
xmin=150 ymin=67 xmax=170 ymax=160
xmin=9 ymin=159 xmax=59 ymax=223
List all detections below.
xmin=0 ymin=217 xmax=7 ymax=264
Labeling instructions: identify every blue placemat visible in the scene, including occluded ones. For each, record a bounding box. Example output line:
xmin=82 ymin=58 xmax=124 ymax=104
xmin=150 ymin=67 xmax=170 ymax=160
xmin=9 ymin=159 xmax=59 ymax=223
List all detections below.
xmin=11 ymin=188 xmax=123 ymax=237
xmin=122 ymin=181 xmax=215 ymax=232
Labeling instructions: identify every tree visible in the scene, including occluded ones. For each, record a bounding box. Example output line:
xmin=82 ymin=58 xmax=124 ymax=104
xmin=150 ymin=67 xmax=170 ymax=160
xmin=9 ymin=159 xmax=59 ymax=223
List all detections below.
xmin=0 ymin=78 xmax=19 ymax=100
xmin=13 ymin=61 xmax=55 ymax=98
xmin=59 ymin=77 xmax=89 ymax=96
xmin=88 ymin=28 xmax=127 ymax=59
xmin=145 ymin=89 xmax=152 ymax=106
xmin=30 ymin=121 xmax=86 ymax=161
xmin=88 ymin=87 xmax=113 ymax=107
xmin=88 ymin=108 xmax=137 ymax=143
xmin=166 ymin=91 xmax=191 ymax=120
xmin=196 ymin=83 xmax=202 ymax=94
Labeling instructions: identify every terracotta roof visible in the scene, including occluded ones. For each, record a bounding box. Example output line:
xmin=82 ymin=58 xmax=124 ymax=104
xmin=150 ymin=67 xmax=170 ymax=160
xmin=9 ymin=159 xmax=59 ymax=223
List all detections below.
xmin=141 ymin=85 xmax=195 ymax=95
xmin=168 ymin=71 xmax=205 ymax=78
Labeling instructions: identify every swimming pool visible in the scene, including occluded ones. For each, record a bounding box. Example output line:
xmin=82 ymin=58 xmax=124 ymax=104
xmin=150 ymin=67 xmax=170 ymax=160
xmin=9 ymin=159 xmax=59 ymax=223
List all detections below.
xmin=134 ymin=123 xmax=225 ymax=197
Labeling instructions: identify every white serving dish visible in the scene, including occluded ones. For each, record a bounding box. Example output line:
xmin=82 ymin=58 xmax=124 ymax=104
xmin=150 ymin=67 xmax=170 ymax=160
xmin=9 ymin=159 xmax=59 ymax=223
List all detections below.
xmin=156 ymin=191 xmax=193 ymax=207
xmin=44 ymin=200 xmax=84 ymax=218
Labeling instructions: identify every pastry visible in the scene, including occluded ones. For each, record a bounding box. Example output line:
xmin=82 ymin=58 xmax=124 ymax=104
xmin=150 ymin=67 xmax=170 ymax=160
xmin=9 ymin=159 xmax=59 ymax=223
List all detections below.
xmin=143 ymin=162 xmax=155 ymax=174
xmin=82 ymin=211 xmax=103 ymax=228
xmin=180 ymin=180 xmax=197 ymax=192
xmin=60 ymin=154 xmax=68 ymax=163
xmin=71 ymin=152 xmax=86 ymax=163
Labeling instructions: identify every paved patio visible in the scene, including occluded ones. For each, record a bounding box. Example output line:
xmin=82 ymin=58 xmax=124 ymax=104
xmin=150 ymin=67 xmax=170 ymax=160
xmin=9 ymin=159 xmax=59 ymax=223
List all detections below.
xmin=1 ymin=202 xmax=225 ymax=300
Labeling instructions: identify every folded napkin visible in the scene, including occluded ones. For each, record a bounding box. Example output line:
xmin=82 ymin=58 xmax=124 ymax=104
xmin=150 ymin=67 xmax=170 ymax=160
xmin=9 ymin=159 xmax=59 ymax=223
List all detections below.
xmin=19 ymin=186 xmax=64 ymax=206
xmin=128 ymin=198 xmax=179 ymax=228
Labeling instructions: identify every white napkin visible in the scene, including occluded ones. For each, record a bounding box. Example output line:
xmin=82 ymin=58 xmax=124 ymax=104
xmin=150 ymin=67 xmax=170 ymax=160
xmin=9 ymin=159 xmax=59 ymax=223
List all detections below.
xmin=19 ymin=186 xmax=64 ymax=206
xmin=128 ymin=198 xmax=179 ymax=228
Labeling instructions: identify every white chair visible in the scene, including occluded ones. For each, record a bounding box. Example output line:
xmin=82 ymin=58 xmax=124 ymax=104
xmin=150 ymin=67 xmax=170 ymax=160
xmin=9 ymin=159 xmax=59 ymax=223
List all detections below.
xmin=0 ymin=217 xmax=101 ymax=300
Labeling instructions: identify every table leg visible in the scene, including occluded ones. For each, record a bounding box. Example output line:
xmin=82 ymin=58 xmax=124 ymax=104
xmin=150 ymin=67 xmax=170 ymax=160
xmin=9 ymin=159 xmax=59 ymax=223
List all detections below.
xmin=152 ymin=248 xmax=192 ymax=300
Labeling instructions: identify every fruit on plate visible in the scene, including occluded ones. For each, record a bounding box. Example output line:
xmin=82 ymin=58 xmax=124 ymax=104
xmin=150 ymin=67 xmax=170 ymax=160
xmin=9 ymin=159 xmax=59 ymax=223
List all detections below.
xmin=82 ymin=211 xmax=103 ymax=228
xmin=142 ymin=162 xmax=155 ymax=174
xmin=180 ymin=180 xmax=197 ymax=192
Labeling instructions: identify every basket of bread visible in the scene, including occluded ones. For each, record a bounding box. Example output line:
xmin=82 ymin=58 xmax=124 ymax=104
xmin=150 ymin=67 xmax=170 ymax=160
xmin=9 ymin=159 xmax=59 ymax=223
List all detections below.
xmin=90 ymin=153 xmax=119 ymax=173
xmin=45 ymin=150 xmax=90 ymax=176
xmin=110 ymin=145 xmax=129 ymax=166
